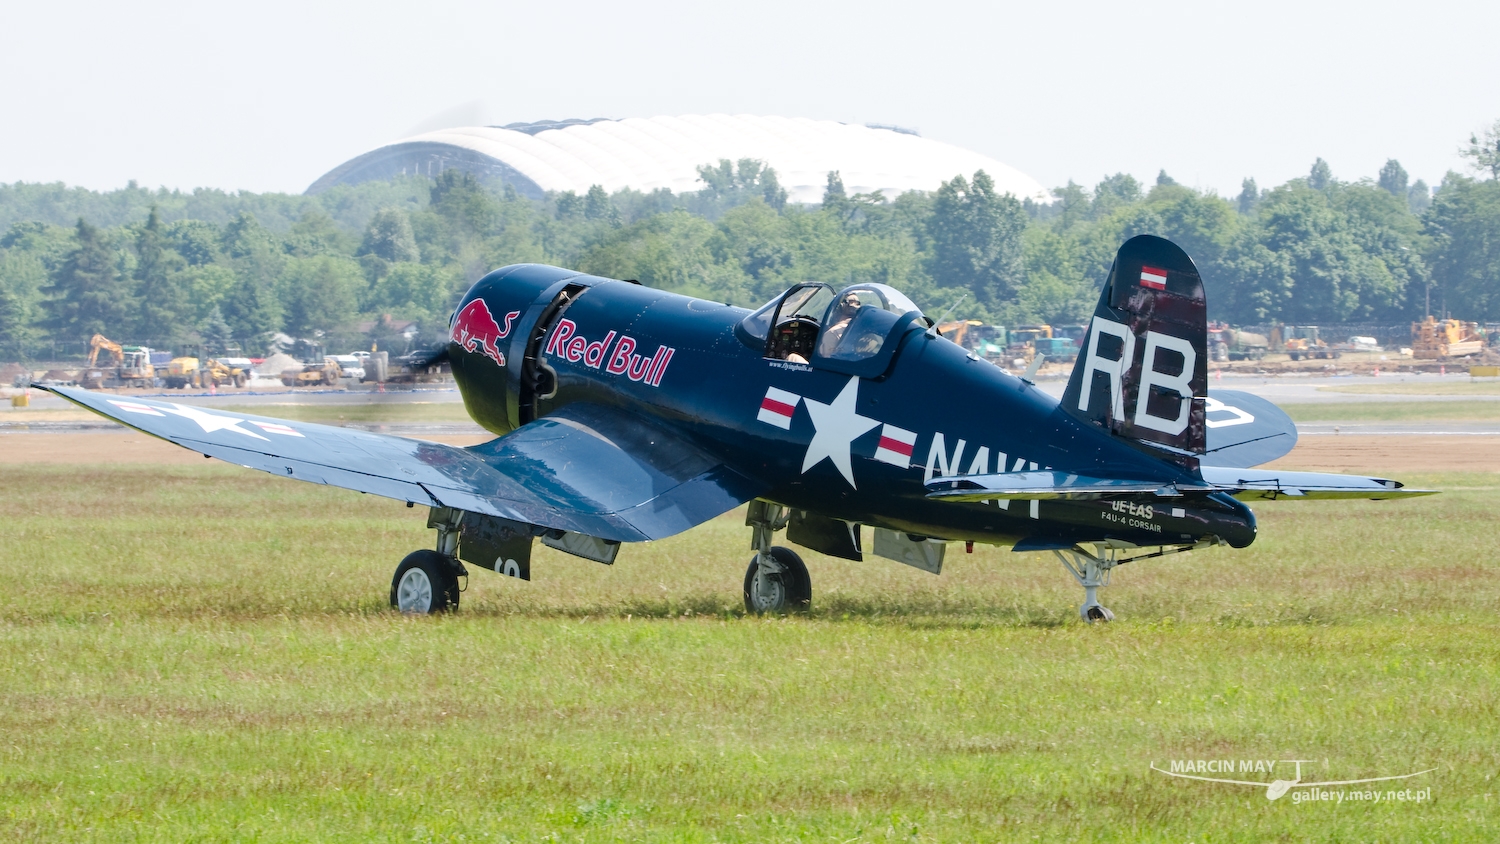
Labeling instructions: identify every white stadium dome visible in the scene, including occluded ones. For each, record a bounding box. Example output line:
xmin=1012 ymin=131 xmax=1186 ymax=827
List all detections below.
xmin=307 ymin=114 xmax=1048 ymax=204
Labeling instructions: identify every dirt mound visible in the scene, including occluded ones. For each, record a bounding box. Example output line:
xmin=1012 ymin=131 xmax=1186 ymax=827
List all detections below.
xmin=256 ymin=353 xmax=298 ymax=375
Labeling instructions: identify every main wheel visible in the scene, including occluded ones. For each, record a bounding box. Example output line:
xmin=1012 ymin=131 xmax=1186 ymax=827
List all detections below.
xmin=1082 ymin=604 xmax=1115 ymax=623
xmin=743 ymin=546 xmax=811 ymax=615
xmin=390 ymin=550 xmax=460 ymax=613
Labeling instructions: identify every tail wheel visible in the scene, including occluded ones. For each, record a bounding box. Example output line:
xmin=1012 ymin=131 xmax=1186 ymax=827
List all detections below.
xmin=743 ymin=546 xmax=811 ymax=615
xmin=390 ymin=550 xmax=461 ymax=613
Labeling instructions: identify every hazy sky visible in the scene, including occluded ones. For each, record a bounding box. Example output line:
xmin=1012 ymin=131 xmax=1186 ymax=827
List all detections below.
xmin=4 ymin=0 xmax=1496 ymax=198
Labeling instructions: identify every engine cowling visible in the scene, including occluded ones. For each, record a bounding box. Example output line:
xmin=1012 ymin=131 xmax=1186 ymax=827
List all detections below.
xmin=447 ymin=265 xmax=606 ymax=436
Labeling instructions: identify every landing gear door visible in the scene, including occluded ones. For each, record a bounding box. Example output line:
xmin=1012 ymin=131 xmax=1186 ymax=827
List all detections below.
xmin=454 ymin=511 xmax=534 ymax=580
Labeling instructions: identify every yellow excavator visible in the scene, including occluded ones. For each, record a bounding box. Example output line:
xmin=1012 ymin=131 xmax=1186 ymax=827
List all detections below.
xmin=82 ymin=334 xmax=157 ymax=388
xmin=86 ymin=334 xmax=123 ymax=368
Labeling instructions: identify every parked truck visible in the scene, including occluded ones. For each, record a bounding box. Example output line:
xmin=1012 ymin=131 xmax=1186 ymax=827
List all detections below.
xmin=1208 ymin=322 xmax=1269 ymax=361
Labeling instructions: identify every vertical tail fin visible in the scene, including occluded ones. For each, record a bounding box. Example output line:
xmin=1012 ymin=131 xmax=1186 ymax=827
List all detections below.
xmin=1061 ymin=235 xmax=1207 ymax=463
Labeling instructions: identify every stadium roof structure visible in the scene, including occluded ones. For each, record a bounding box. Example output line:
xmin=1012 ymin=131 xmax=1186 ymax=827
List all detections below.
xmin=306 ymin=114 xmax=1048 ymax=204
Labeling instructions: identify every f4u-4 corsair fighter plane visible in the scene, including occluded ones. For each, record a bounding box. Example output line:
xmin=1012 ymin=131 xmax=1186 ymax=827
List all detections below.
xmin=44 ymin=235 xmax=1433 ymax=621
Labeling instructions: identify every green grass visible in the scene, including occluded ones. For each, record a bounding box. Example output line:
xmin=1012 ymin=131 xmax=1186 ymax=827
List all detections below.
xmin=1283 ymin=400 xmax=1500 ymax=423
xmin=217 ymin=401 xmax=476 ymax=425
xmin=2 ymin=464 xmax=1497 ymax=840
xmin=1321 ymin=381 xmax=1500 ymax=396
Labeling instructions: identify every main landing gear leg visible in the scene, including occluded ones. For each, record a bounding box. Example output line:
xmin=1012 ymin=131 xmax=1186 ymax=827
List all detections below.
xmin=390 ymin=507 xmax=468 ymax=614
xmin=1055 ymin=545 xmax=1119 ymax=623
xmin=743 ymin=501 xmax=810 ymax=615
xmin=1053 ymin=540 xmax=1218 ymax=622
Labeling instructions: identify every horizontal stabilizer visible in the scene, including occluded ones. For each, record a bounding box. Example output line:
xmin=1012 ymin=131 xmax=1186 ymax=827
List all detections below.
xmin=926 ymin=471 xmax=1174 ymax=501
xmin=1196 ymin=467 xmax=1436 ymax=500
xmin=927 ymin=467 xmax=1434 ymax=503
xmin=1202 ymin=389 xmax=1298 ymax=468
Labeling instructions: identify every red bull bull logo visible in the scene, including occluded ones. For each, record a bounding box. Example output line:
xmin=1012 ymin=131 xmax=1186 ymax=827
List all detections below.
xmin=450 ymin=299 xmax=520 ymax=367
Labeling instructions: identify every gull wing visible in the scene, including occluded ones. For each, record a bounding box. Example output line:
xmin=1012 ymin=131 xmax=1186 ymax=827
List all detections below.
xmin=41 ymin=386 xmax=763 ymax=542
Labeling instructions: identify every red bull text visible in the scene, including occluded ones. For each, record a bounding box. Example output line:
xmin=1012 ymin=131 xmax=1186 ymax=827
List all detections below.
xmin=545 ymin=318 xmax=675 ymax=387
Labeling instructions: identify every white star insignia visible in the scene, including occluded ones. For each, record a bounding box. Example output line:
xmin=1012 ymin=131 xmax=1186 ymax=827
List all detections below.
xmin=801 ymin=376 xmax=879 ymax=488
xmin=161 ymin=404 xmax=269 ymax=441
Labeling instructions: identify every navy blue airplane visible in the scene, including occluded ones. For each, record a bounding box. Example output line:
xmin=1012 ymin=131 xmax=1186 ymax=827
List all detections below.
xmin=42 ymin=235 xmax=1433 ymax=621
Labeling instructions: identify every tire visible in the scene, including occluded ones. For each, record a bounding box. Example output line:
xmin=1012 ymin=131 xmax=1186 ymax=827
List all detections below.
xmin=390 ymin=550 xmax=460 ymax=613
xmin=743 ymin=546 xmax=811 ymax=615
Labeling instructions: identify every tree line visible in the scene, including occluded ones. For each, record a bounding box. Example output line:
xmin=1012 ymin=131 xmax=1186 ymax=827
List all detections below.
xmin=2 ymin=120 xmax=1498 ymax=359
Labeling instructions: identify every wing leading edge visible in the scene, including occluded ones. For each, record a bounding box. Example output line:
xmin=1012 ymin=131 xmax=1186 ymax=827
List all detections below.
xmin=41 ymin=386 xmax=763 ymax=542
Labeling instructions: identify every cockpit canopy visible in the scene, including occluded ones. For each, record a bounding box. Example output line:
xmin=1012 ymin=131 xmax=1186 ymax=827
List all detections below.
xmin=738 ymin=282 xmax=928 ymax=377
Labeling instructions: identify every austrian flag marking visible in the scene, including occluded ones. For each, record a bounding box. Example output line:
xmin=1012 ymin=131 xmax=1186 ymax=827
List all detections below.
xmin=873 ymin=423 xmax=918 ymax=467
xmin=1139 ymin=265 xmax=1168 ymax=290
xmin=757 ymin=386 xmax=800 ymax=429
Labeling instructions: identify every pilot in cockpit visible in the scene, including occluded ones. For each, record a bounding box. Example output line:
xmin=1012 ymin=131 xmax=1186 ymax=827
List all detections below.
xmin=817 ymin=291 xmax=863 ymax=357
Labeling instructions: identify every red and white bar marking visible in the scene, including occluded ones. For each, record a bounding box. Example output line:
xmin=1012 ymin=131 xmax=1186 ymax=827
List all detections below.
xmin=1139 ymin=265 xmax=1168 ymax=290
xmin=108 ymin=399 xmax=164 ymax=416
xmin=251 ymin=421 xmax=304 ymax=437
xmin=873 ymin=423 xmax=918 ymax=467
xmin=757 ymin=386 xmax=800 ymax=429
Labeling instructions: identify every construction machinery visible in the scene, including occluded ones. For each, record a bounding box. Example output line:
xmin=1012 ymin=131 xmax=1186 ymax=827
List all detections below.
xmin=1278 ymin=325 xmax=1339 ymax=361
xmin=204 ymin=358 xmax=248 ymax=387
xmin=81 ymin=334 xmax=159 ymax=388
xmin=86 ymin=334 xmax=123 ymax=368
xmin=1035 ymin=335 xmax=1078 ymax=363
xmin=164 ymin=357 xmax=248 ymax=389
xmin=281 ymin=358 xmax=341 ymax=387
xmin=1208 ymin=322 xmax=1269 ymax=362
xmin=164 ymin=357 xmax=200 ymax=389
xmin=1412 ymin=317 xmax=1485 ymax=360
xmin=1007 ymin=324 xmax=1048 ymax=364
xmin=937 ymin=320 xmax=1009 ymax=361
xmin=1005 ymin=324 xmax=1078 ymax=364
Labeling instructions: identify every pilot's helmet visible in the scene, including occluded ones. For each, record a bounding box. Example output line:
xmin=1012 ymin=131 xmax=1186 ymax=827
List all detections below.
xmin=839 ymin=292 xmax=862 ymax=312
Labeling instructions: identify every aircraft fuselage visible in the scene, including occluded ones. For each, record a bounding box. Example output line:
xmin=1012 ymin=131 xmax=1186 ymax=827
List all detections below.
xmin=447 ymin=265 xmax=1257 ymax=551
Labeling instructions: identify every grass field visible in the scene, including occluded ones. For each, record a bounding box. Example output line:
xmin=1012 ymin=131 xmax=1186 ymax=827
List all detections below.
xmin=217 ymin=401 xmax=476 ymax=425
xmin=1283 ymin=400 xmax=1500 ymax=423
xmin=0 ymin=401 xmax=476 ymax=427
xmin=1320 ymin=380 xmax=1500 ymax=396
xmin=2 ymin=462 xmax=1496 ymax=840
